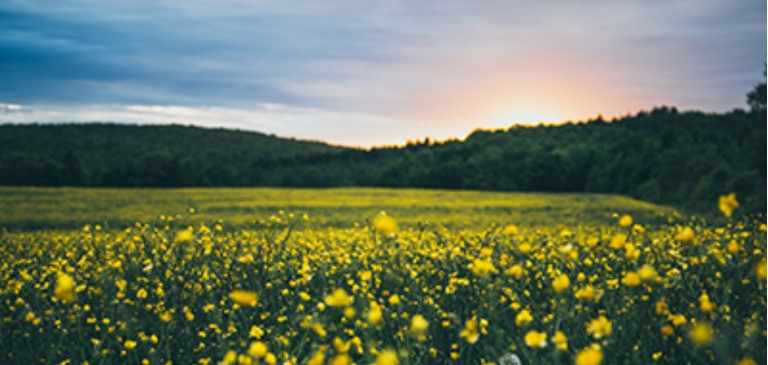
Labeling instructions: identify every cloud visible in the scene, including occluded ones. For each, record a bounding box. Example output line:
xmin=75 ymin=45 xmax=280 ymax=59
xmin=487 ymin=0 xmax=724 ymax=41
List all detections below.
xmin=0 ymin=0 xmax=764 ymax=145
xmin=0 ymin=101 xmax=435 ymax=147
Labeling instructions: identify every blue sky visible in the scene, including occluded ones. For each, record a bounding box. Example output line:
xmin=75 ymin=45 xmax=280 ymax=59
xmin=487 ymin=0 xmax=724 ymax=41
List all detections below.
xmin=0 ymin=0 xmax=765 ymax=146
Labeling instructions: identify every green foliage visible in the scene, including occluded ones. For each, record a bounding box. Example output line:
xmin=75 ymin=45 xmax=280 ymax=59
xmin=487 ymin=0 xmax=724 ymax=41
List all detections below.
xmin=0 ymin=187 xmax=675 ymax=231
xmin=0 ymin=105 xmax=765 ymax=214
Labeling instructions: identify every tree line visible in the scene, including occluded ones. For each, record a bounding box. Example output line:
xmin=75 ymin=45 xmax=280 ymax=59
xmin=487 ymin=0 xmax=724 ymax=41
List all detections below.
xmin=1 ymin=82 xmax=765 ymax=214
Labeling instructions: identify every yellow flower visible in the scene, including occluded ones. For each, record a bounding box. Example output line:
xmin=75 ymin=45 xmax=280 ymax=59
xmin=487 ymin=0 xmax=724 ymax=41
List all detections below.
xmin=638 ymin=265 xmax=658 ymax=282
xmin=410 ymin=315 xmax=429 ymax=338
xmin=735 ymin=358 xmax=757 ymax=365
xmin=756 ymin=260 xmax=767 ymax=281
xmin=312 ymin=323 xmax=327 ymax=337
xmin=553 ymin=331 xmax=568 ymax=351
xmin=575 ymin=285 xmax=600 ymax=302
xmin=388 ymin=294 xmax=400 ymax=305
xmin=459 ymin=318 xmax=480 ymax=344
xmin=507 ymin=264 xmax=524 ymax=279
xmin=669 ymin=314 xmax=687 ymax=327
xmin=175 ymin=229 xmax=194 ymax=243
xmin=618 ymin=215 xmax=633 ymax=228
xmin=524 ymin=330 xmax=547 ymax=348
xmin=515 ymin=309 xmax=533 ymax=327
xmin=368 ymin=301 xmax=383 ymax=325
xmin=623 ymin=272 xmax=641 ymax=287
xmin=249 ymin=325 xmax=264 ymax=339
xmin=373 ymin=212 xmax=398 ymax=237
xmin=660 ymin=325 xmax=674 ymax=337
xmin=698 ymin=292 xmax=715 ymax=313
xmin=343 ymin=307 xmax=356 ymax=319
xmin=54 ymin=273 xmax=76 ymax=303
xmin=552 ymin=274 xmax=570 ymax=292
xmin=503 ymin=224 xmax=519 ymax=236
xmin=331 ymin=354 xmax=350 ymax=365
xmin=469 ymin=259 xmax=496 ymax=277
xmin=587 ymin=316 xmax=612 ymax=339
xmin=372 ymin=349 xmax=398 ymax=365
xmin=675 ymin=227 xmax=695 ymax=243
xmin=248 ymin=341 xmax=268 ymax=358
xmin=124 ymin=340 xmax=138 ymax=350
xmin=229 ymin=290 xmax=258 ymax=307
xmin=688 ymin=322 xmax=714 ymax=346
xmin=718 ymin=193 xmax=739 ymax=218
xmin=221 ymin=351 xmax=237 ymax=365
xmin=609 ymin=233 xmax=627 ymax=249
xmin=575 ymin=345 xmax=603 ymax=365
xmin=324 ymin=288 xmax=354 ymax=307
xmin=306 ymin=350 xmax=325 ymax=365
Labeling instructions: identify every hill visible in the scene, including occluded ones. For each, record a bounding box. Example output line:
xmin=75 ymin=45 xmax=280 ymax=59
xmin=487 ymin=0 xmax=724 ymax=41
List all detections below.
xmin=0 ymin=99 xmax=765 ymax=214
xmin=0 ymin=123 xmax=342 ymax=186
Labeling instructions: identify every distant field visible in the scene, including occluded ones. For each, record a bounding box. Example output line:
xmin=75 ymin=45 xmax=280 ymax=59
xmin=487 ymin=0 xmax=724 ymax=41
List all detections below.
xmin=0 ymin=187 xmax=677 ymax=230
xmin=1 ymin=186 xmax=764 ymax=365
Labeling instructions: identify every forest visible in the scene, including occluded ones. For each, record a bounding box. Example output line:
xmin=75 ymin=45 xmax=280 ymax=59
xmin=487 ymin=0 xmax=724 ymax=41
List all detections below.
xmin=1 ymin=82 xmax=765 ymax=214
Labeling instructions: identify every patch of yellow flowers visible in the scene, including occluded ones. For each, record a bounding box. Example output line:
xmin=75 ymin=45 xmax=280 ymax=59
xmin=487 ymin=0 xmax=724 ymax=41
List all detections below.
xmin=0 ymin=195 xmax=765 ymax=365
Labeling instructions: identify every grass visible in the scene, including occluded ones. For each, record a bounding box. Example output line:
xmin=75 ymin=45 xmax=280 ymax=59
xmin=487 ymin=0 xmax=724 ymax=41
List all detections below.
xmin=0 ymin=187 xmax=677 ymax=231
xmin=0 ymin=187 xmax=763 ymax=365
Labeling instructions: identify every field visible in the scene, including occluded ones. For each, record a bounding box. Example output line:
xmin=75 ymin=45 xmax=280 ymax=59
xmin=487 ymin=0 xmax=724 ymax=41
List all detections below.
xmin=0 ymin=187 xmax=765 ymax=365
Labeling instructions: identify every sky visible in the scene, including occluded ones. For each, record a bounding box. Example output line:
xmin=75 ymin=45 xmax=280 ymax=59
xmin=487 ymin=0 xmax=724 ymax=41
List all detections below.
xmin=0 ymin=1 xmax=765 ymax=147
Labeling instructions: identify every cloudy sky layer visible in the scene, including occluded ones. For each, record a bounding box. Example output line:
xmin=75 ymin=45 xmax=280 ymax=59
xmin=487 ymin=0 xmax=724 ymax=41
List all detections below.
xmin=1 ymin=1 xmax=765 ymax=146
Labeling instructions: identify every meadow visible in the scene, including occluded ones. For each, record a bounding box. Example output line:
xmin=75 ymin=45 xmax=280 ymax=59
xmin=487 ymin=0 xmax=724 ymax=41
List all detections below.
xmin=0 ymin=187 xmax=764 ymax=365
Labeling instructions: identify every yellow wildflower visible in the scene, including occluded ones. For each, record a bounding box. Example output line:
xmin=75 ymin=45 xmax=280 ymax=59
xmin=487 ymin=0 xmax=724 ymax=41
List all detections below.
xmin=756 ymin=260 xmax=767 ymax=281
xmin=312 ymin=323 xmax=327 ymax=337
xmin=175 ymin=229 xmax=194 ymax=243
xmin=688 ymin=322 xmax=714 ymax=346
xmin=124 ymin=340 xmax=137 ymax=350
xmin=54 ymin=273 xmax=76 ymax=303
xmin=515 ymin=309 xmax=533 ymax=327
xmin=575 ymin=285 xmax=600 ymax=302
xmin=718 ymin=193 xmax=739 ymax=218
xmin=553 ymin=331 xmax=568 ymax=351
xmin=524 ymin=330 xmax=547 ymax=348
xmin=324 ymin=288 xmax=354 ymax=307
xmin=669 ymin=314 xmax=687 ymax=327
xmin=469 ymin=259 xmax=496 ymax=277
xmin=575 ymin=345 xmax=603 ymax=365
xmin=249 ymin=325 xmax=264 ymax=339
xmin=623 ymin=272 xmax=641 ymax=287
xmin=229 ymin=290 xmax=258 ymax=307
xmin=609 ymin=233 xmax=627 ymax=249
xmin=587 ymin=316 xmax=612 ymax=339
xmin=552 ymin=274 xmax=570 ymax=292
xmin=372 ymin=349 xmax=398 ymax=365
xmin=368 ymin=301 xmax=383 ymax=325
xmin=388 ymin=294 xmax=400 ymax=305
xmin=459 ymin=318 xmax=480 ymax=344
xmin=503 ymin=224 xmax=519 ymax=236
xmin=675 ymin=227 xmax=695 ymax=243
xmin=735 ymin=358 xmax=757 ymax=365
xmin=331 ymin=354 xmax=350 ymax=365
xmin=698 ymin=292 xmax=715 ymax=313
xmin=373 ymin=212 xmax=398 ymax=237
xmin=660 ymin=325 xmax=674 ymax=337
xmin=306 ymin=350 xmax=325 ymax=365
xmin=410 ymin=315 xmax=429 ymax=338
xmin=618 ymin=215 xmax=633 ymax=228
xmin=638 ymin=265 xmax=658 ymax=282
xmin=248 ymin=341 xmax=268 ymax=358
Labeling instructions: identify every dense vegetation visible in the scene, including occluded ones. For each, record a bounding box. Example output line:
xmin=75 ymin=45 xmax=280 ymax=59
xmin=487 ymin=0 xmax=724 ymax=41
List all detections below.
xmin=0 ymin=187 xmax=675 ymax=231
xmin=1 ymin=196 xmax=765 ymax=365
xmin=1 ymin=84 xmax=765 ymax=213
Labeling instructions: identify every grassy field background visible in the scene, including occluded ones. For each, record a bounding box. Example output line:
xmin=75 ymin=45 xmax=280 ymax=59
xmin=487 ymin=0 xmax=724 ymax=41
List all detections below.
xmin=0 ymin=187 xmax=677 ymax=230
